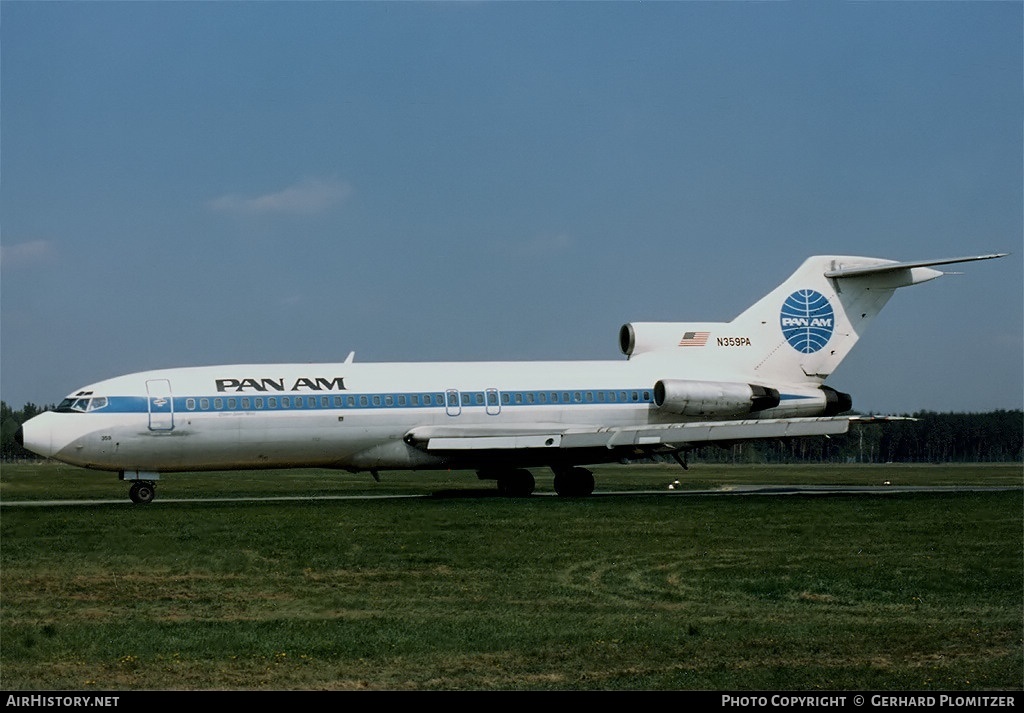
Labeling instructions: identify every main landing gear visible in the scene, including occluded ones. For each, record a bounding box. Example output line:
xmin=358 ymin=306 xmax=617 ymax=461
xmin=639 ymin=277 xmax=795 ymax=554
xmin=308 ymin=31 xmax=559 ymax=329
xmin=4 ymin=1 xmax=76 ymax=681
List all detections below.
xmin=552 ymin=466 xmax=595 ymax=497
xmin=477 ymin=466 xmax=595 ymax=497
xmin=477 ymin=468 xmax=536 ymax=497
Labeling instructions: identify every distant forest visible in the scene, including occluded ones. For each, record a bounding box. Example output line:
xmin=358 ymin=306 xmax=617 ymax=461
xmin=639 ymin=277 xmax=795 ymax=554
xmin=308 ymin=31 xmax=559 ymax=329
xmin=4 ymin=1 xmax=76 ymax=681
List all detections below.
xmin=1 ymin=401 xmax=1021 ymax=464
xmin=689 ymin=410 xmax=1023 ymax=464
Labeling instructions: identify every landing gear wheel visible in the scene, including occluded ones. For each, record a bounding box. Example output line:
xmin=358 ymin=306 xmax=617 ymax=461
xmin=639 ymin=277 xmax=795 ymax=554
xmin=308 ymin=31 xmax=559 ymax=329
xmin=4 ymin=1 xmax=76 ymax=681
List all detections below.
xmin=553 ymin=467 xmax=595 ymax=497
xmin=496 ymin=469 xmax=536 ymax=497
xmin=129 ymin=481 xmax=156 ymax=505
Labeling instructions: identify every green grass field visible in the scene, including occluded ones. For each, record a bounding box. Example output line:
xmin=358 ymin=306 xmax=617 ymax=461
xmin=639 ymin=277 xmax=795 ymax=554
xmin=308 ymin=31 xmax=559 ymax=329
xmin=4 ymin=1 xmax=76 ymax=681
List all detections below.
xmin=1 ymin=462 xmax=1021 ymax=690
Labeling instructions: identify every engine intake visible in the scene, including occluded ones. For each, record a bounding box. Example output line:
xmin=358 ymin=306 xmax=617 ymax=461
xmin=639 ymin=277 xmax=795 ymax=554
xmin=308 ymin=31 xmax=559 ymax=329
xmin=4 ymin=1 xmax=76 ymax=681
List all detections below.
xmin=654 ymin=379 xmax=781 ymax=417
xmin=620 ymin=322 xmax=712 ymax=358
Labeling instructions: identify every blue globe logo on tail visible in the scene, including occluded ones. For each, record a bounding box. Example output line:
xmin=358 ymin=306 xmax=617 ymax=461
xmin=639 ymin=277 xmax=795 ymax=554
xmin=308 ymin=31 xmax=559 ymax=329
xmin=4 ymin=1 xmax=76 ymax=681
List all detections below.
xmin=780 ymin=290 xmax=834 ymax=353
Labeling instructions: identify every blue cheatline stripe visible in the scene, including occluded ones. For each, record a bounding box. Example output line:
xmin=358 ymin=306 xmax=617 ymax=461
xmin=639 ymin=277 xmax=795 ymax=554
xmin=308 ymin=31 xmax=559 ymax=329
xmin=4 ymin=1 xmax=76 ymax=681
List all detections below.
xmin=89 ymin=388 xmax=661 ymax=415
xmin=73 ymin=388 xmax=815 ymax=415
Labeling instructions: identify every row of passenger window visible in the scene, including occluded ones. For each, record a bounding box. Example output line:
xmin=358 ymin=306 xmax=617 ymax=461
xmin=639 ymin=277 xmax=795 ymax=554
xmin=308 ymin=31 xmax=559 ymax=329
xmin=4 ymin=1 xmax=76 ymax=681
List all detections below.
xmin=186 ymin=395 xmax=350 ymax=411
xmin=497 ymin=390 xmax=652 ymax=405
xmin=183 ymin=389 xmax=654 ymax=412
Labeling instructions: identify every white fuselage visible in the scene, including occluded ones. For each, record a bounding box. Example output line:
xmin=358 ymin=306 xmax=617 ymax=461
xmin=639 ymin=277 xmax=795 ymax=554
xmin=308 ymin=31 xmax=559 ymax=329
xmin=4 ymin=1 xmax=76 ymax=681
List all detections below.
xmin=20 ymin=356 xmax=826 ymax=475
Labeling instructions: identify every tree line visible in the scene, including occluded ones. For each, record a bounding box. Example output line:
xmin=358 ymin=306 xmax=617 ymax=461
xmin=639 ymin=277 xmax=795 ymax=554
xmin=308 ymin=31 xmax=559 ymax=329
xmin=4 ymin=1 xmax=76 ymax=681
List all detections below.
xmin=1 ymin=400 xmax=1021 ymax=464
xmin=691 ymin=410 xmax=1023 ymax=464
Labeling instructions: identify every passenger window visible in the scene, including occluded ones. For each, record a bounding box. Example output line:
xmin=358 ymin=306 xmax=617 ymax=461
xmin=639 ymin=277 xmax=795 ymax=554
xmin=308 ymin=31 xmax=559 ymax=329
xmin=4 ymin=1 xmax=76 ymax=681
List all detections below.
xmin=186 ymin=399 xmax=196 ymax=411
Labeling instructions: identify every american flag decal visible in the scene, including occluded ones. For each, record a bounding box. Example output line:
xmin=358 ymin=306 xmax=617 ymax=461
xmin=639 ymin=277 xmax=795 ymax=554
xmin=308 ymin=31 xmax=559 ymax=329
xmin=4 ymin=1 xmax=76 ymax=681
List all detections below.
xmin=679 ymin=331 xmax=710 ymax=347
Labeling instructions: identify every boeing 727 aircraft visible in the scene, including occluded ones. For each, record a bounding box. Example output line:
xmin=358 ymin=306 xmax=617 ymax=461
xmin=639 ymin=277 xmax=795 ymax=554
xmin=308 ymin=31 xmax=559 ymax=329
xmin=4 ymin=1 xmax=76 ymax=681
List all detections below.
xmin=16 ymin=253 xmax=1006 ymax=503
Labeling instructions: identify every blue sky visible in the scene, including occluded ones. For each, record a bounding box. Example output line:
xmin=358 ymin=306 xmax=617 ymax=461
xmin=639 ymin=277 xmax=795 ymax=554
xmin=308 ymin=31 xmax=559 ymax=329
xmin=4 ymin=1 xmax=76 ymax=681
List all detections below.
xmin=2 ymin=1 xmax=1021 ymax=414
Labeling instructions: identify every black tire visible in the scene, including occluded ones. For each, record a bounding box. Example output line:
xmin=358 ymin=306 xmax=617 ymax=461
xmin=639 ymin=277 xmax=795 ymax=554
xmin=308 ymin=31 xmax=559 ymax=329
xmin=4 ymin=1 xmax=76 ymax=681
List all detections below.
xmin=129 ymin=481 xmax=156 ymax=505
xmin=497 ymin=469 xmax=535 ymax=497
xmin=554 ymin=467 xmax=594 ymax=497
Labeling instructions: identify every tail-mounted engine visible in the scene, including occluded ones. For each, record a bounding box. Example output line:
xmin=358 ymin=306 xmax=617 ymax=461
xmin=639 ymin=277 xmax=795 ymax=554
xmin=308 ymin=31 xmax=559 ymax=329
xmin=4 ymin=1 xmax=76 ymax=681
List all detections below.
xmin=653 ymin=379 xmax=780 ymax=417
xmin=819 ymin=385 xmax=853 ymax=416
xmin=620 ymin=322 xmax=711 ymax=358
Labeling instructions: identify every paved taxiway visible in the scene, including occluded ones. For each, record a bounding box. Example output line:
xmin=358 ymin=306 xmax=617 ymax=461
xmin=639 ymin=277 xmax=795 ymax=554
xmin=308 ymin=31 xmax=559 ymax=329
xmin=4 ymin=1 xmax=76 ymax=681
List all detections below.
xmin=1 ymin=484 xmax=1018 ymax=507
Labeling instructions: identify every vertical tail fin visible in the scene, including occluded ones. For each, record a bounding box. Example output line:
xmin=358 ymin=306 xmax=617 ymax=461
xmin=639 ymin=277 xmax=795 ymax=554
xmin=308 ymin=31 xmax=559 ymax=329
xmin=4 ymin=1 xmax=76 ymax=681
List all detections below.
xmin=730 ymin=253 xmax=1006 ymax=385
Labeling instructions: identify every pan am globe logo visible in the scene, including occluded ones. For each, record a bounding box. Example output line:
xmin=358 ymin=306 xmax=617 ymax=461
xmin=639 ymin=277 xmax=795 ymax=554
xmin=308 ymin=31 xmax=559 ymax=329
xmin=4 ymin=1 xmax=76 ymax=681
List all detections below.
xmin=780 ymin=290 xmax=834 ymax=353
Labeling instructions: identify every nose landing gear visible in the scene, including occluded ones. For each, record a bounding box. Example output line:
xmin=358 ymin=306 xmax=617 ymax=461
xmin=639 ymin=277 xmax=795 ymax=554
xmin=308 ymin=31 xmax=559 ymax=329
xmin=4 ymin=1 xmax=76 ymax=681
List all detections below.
xmin=128 ymin=481 xmax=156 ymax=504
xmin=121 ymin=471 xmax=160 ymax=504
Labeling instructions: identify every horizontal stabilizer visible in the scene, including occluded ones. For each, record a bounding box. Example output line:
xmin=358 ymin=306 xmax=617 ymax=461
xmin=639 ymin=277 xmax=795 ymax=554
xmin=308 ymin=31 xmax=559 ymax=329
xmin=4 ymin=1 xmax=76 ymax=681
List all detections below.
xmin=824 ymin=253 xmax=1008 ymax=279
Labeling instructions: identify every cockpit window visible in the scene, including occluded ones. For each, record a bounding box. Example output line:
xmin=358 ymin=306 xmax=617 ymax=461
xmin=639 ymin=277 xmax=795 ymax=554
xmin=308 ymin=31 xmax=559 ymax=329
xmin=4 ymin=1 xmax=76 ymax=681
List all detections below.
xmin=56 ymin=398 xmax=76 ymax=412
xmin=56 ymin=396 xmax=108 ymax=413
xmin=57 ymin=398 xmax=87 ymax=413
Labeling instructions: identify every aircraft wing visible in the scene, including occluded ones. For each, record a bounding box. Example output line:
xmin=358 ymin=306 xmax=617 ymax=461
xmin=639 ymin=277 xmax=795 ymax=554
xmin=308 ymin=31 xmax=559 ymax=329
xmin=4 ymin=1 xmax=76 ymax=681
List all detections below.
xmin=405 ymin=415 xmax=900 ymax=452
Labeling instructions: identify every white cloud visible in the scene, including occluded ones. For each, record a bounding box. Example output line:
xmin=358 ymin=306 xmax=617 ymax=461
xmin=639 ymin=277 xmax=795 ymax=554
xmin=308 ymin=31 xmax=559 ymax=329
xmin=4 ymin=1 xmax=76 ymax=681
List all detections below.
xmin=0 ymin=240 xmax=56 ymax=269
xmin=208 ymin=177 xmax=352 ymax=216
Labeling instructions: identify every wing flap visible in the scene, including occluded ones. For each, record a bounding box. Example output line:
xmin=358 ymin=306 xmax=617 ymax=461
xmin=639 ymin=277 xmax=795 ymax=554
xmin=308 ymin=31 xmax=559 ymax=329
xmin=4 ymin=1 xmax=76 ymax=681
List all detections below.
xmin=427 ymin=434 xmax=563 ymax=450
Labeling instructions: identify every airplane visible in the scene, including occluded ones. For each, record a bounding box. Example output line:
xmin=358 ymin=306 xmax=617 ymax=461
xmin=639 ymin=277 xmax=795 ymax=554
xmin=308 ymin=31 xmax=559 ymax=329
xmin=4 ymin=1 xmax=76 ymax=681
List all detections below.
xmin=16 ymin=252 xmax=1007 ymax=504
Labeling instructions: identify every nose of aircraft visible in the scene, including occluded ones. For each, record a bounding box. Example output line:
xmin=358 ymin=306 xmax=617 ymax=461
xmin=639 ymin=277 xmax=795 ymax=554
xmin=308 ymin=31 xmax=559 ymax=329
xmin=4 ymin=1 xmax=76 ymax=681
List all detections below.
xmin=15 ymin=414 xmax=55 ymax=459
